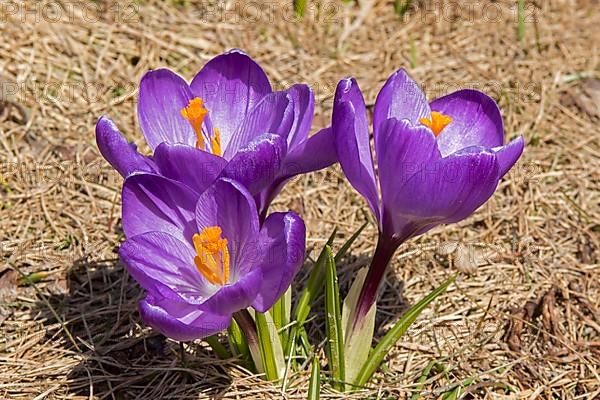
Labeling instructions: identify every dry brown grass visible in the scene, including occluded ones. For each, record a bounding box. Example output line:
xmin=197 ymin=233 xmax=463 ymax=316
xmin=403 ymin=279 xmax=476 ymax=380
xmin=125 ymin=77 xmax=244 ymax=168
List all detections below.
xmin=1 ymin=0 xmax=599 ymax=398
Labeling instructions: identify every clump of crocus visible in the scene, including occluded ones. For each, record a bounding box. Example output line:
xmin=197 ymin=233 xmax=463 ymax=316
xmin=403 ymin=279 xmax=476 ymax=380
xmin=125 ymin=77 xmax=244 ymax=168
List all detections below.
xmin=119 ymin=174 xmax=305 ymax=340
xmin=333 ymin=69 xmax=524 ymax=325
xmin=96 ymin=49 xmax=336 ymax=220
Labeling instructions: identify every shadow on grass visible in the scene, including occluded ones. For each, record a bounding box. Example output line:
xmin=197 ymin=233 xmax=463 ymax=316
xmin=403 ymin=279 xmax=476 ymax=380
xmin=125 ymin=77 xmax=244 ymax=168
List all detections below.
xmin=30 ymin=239 xmax=412 ymax=398
xmin=38 ymin=258 xmax=235 ymax=399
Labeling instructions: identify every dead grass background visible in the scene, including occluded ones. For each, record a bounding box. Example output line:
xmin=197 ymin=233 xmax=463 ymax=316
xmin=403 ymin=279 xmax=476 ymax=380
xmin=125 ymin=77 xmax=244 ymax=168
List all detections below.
xmin=0 ymin=0 xmax=599 ymax=398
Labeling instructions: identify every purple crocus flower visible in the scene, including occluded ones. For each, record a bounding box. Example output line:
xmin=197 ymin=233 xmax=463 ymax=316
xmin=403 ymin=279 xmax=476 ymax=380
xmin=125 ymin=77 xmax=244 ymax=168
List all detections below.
xmin=119 ymin=174 xmax=305 ymax=340
xmin=96 ymin=49 xmax=336 ymax=220
xmin=333 ymin=69 xmax=524 ymax=322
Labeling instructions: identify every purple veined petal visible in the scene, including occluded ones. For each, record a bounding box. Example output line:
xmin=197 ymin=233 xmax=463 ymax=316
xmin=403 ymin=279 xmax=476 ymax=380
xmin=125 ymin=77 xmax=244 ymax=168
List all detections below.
xmin=223 ymin=91 xmax=294 ymax=158
xmin=198 ymin=267 xmax=263 ymax=315
xmin=120 ymin=232 xmax=216 ymax=305
xmin=285 ymin=84 xmax=315 ymax=151
xmin=251 ymin=212 xmax=306 ymax=313
xmin=493 ymin=135 xmax=525 ymax=178
xmin=431 ymin=89 xmax=505 ymax=157
xmin=122 ymin=173 xmax=198 ymax=243
xmin=139 ymin=294 xmax=232 ymax=341
xmin=374 ymin=118 xmax=441 ymax=234
xmin=221 ymin=133 xmax=287 ymax=196
xmin=96 ymin=116 xmax=156 ymax=177
xmin=255 ymin=126 xmax=338 ymax=216
xmin=333 ymin=78 xmax=381 ymax=221
xmin=153 ymin=143 xmax=227 ymax=195
xmin=373 ymin=68 xmax=431 ymax=135
xmin=389 ymin=149 xmax=500 ymax=234
xmin=138 ymin=69 xmax=200 ymax=151
xmin=283 ymin=126 xmax=337 ymax=177
xmin=195 ymin=178 xmax=261 ymax=280
xmin=254 ymin=180 xmax=288 ymax=224
xmin=190 ymin=49 xmax=272 ymax=152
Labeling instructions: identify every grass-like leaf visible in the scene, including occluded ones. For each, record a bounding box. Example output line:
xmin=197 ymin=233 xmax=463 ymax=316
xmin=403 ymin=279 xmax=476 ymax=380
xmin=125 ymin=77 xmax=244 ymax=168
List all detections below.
xmin=204 ymin=335 xmax=231 ymax=360
xmin=394 ymin=0 xmax=412 ymax=16
xmin=409 ymin=360 xmax=437 ymax=400
xmin=517 ymin=0 xmax=526 ymax=43
xmin=341 ymin=268 xmax=376 ymax=386
xmin=255 ymin=311 xmax=285 ymax=381
xmin=353 ymin=275 xmax=456 ymax=388
xmin=294 ymin=0 xmax=307 ymax=17
xmin=294 ymin=228 xmax=337 ymax=326
xmin=324 ymin=245 xmax=345 ymax=391
xmin=334 ymin=220 xmax=368 ymax=263
xmin=228 ymin=320 xmax=253 ymax=369
xmin=308 ymin=355 xmax=321 ymax=400
xmin=271 ymin=287 xmax=291 ymax=345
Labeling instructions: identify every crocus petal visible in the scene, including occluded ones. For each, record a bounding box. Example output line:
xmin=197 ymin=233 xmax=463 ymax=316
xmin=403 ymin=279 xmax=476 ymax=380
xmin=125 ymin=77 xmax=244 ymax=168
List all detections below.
xmin=223 ymin=91 xmax=294 ymax=158
xmin=199 ymin=267 xmax=263 ymax=315
xmin=190 ymin=49 xmax=272 ymax=151
xmin=255 ymin=127 xmax=339 ymax=215
xmin=285 ymin=84 xmax=315 ymax=150
xmin=96 ymin=116 xmax=156 ymax=177
xmin=195 ymin=178 xmax=260 ymax=278
xmin=139 ymin=295 xmax=231 ymax=341
xmin=373 ymin=68 xmax=431 ymax=133
xmin=375 ymin=118 xmax=441 ymax=233
xmin=120 ymin=232 xmax=215 ymax=304
xmin=153 ymin=143 xmax=227 ymax=195
xmin=431 ymin=89 xmax=504 ymax=157
xmin=122 ymin=173 xmax=198 ymax=242
xmin=138 ymin=69 xmax=198 ymax=150
xmin=221 ymin=133 xmax=287 ymax=195
xmin=493 ymin=135 xmax=525 ymax=178
xmin=390 ymin=150 xmax=500 ymax=232
xmin=333 ymin=78 xmax=380 ymax=220
xmin=252 ymin=212 xmax=306 ymax=313
xmin=283 ymin=127 xmax=337 ymax=177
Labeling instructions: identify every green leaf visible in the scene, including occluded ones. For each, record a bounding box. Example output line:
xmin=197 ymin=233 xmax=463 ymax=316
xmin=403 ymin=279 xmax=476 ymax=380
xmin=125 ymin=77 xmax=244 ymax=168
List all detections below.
xmin=394 ymin=0 xmax=412 ymax=16
xmin=281 ymin=325 xmax=298 ymax=391
xmin=293 ymin=0 xmax=307 ymax=17
xmin=294 ymin=234 xmax=333 ymax=326
xmin=441 ymin=377 xmax=475 ymax=400
xmin=324 ymin=246 xmax=345 ymax=391
xmin=341 ymin=268 xmax=376 ymax=386
xmin=228 ymin=320 xmax=253 ymax=369
xmin=353 ymin=275 xmax=457 ymax=388
xmin=271 ymin=286 xmax=292 ymax=346
xmin=18 ymin=271 xmax=47 ymax=286
xmin=286 ymin=228 xmax=337 ymax=363
xmin=334 ymin=220 xmax=368 ymax=263
xmin=254 ymin=311 xmax=286 ymax=381
xmin=204 ymin=335 xmax=231 ymax=360
xmin=410 ymin=38 xmax=417 ymax=68
xmin=410 ymin=360 xmax=436 ymax=400
xmin=308 ymin=355 xmax=321 ymax=400
xmin=298 ymin=326 xmax=312 ymax=358
xmin=517 ymin=0 xmax=526 ymax=43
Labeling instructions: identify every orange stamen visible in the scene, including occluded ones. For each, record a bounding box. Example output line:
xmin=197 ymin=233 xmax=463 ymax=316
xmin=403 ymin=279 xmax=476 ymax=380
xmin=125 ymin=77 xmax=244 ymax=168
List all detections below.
xmin=180 ymin=97 xmax=223 ymax=155
xmin=180 ymin=97 xmax=208 ymax=150
xmin=419 ymin=111 xmax=453 ymax=136
xmin=211 ymin=128 xmax=222 ymax=157
xmin=192 ymin=226 xmax=230 ymax=286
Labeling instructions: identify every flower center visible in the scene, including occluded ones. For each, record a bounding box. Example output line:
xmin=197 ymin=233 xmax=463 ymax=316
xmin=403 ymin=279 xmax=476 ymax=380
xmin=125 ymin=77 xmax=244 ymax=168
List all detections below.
xmin=180 ymin=97 xmax=222 ymax=156
xmin=192 ymin=226 xmax=230 ymax=286
xmin=419 ymin=111 xmax=453 ymax=137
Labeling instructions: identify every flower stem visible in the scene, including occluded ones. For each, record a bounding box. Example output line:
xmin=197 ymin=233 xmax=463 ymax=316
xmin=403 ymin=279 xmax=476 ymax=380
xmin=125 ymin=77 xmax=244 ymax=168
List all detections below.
xmin=352 ymin=234 xmax=400 ymax=329
xmin=233 ymin=309 xmax=258 ymax=346
xmin=233 ymin=309 xmax=262 ymax=373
